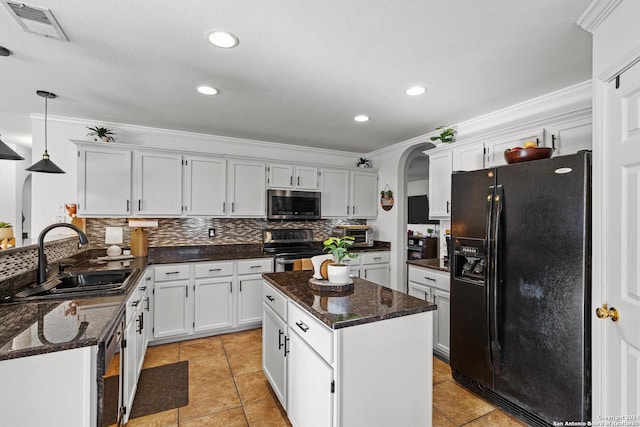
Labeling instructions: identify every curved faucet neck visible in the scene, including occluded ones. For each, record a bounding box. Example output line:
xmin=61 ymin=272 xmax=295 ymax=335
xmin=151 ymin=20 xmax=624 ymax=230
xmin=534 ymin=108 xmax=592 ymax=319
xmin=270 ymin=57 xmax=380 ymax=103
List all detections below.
xmin=36 ymin=223 xmax=89 ymax=284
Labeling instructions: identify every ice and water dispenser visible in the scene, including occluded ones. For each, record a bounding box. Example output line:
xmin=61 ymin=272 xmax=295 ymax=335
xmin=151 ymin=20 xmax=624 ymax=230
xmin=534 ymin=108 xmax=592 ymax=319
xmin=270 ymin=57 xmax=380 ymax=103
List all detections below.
xmin=452 ymin=238 xmax=486 ymax=285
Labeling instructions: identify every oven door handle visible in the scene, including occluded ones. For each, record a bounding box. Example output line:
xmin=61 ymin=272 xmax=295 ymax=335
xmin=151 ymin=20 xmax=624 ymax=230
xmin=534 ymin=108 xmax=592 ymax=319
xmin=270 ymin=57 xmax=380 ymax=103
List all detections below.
xmin=275 ymin=259 xmax=295 ymax=265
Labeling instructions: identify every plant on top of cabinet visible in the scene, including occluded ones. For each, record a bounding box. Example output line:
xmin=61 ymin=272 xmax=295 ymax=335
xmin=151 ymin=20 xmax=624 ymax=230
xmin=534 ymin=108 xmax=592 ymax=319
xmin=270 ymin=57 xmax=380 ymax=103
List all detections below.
xmin=356 ymin=157 xmax=372 ymax=168
xmin=86 ymin=126 xmax=115 ymax=142
xmin=430 ymin=126 xmax=456 ymax=143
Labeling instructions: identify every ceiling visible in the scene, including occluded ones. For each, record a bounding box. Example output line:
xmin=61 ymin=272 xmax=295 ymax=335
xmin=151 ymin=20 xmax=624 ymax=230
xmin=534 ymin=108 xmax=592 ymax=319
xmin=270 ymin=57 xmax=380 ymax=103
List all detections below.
xmin=0 ymin=1 xmax=593 ymax=153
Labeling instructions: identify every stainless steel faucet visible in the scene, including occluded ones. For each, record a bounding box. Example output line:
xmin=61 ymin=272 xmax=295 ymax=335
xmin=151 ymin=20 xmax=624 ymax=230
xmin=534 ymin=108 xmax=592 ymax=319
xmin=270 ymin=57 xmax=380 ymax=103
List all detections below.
xmin=36 ymin=223 xmax=89 ymax=284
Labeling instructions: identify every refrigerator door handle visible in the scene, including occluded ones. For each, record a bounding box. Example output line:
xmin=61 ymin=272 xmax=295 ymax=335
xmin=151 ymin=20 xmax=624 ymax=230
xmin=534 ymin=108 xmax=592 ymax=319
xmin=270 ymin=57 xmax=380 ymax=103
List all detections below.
xmin=485 ymin=186 xmax=495 ymax=367
xmin=490 ymin=184 xmax=504 ymax=372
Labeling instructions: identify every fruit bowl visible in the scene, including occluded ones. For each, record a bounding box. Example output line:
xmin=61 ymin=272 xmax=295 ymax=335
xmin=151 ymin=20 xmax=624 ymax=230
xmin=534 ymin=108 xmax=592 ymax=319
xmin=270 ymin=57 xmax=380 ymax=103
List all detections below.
xmin=504 ymin=147 xmax=553 ymax=164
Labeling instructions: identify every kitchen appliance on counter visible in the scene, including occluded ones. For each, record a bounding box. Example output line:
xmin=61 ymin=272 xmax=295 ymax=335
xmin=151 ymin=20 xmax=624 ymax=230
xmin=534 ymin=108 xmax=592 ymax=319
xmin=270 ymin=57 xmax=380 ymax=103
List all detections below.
xmin=450 ymin=151 xmax=591 ymax=426
xmin=266 ymin=189 xmax=321 ymax=220
xmin=263 ymin=228 xmax=325 ymax=272
xmin=332 ymin=225 xmax=374 ymax=247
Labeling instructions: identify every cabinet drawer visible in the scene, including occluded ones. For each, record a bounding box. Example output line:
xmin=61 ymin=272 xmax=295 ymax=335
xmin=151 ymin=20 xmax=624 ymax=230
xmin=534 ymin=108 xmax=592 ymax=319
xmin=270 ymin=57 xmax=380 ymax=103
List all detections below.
xmin=154 ymin=264 xmax=190 ymax=282
xmin=237 ymin=258 xmax=273 ymax=275
xmin=408 ymin=266 xmax=450 ymax=291
xmin=288 ymin=302 xmax=333 ymax=363
xmin=194 ymin=262 xmax=233 ymax=278
xmin=125 ymin=289 xmax=142 ymax=324
xmin=263 ymin=282 xmax=287 ymax=321
xmin=360 ymin=251 xmax=390 ymax=265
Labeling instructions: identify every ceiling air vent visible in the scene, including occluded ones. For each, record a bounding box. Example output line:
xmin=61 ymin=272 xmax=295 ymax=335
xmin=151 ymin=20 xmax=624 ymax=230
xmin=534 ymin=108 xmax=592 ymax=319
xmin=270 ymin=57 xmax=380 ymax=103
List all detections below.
xmin=0 ymin=1 xmax=68 ymax=41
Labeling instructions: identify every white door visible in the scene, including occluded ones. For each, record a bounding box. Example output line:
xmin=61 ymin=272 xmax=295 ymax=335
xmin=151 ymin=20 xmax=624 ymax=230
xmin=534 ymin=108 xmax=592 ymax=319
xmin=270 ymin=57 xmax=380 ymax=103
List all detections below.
xmin=184 ymin=156 xmax=226 ymax=216
xmin=122 ymin=315 xmax=138 ymax=424
xmin=194 ymin=278 xmax=233 ymax=332
xmin=433 ymin=288 xmax=450 ymax=357
xmin=237 ymin=276 xmax=264 ymax=326
xmin=598 ymin=63 xmax=640 ymax=417
xmin=77 ymin=147 xmax=131 ymax=215
xmin=262 ymin=305 xmax=287 ymax=408
xmin=295 ymin=165 xmax=318 ymax=190
xmin=362 ymin=264 xmax=389 ymax=287
xmin=134 ymin=151 xmax=183 ymax=216
xmin=268 ymin=163 xmax=294 ymax=189
xmin=350 ymin=171 xmax=377 ymax=218
xmin=228 ymin=159 xmax=266 ymax=216
xmin=484 ymin=128 xmax=545 ymax=167
xmin=452 ymin=141 xmax=485 ymax=172
xmin=428 ymin=150 xmax=452 ymax=218
xmin=153 ymin=281 xmax=191 ymax=339
xmin=320 ymin=168 xmax=349 ymax=217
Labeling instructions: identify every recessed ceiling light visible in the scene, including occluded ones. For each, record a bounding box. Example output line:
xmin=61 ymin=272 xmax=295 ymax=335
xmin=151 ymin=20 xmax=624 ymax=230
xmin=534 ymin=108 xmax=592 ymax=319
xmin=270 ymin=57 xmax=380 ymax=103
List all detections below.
xmin=208 ymin=31 xmax=239 ymax=48
xmin=197 ymin=86 xmax=219 ymax=95
xmin=406 ymin=86 xmax=427 ymax=96
xmin=354 ymin=115 xmax=370 ymax=122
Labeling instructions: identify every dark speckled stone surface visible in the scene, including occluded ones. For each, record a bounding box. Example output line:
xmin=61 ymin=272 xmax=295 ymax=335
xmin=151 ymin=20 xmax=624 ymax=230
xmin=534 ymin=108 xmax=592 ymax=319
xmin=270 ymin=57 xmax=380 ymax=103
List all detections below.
xmin=263 ymin=271 xmax=436 ymax=330
xmin=406 ymin=258 xmax=450 ymax=272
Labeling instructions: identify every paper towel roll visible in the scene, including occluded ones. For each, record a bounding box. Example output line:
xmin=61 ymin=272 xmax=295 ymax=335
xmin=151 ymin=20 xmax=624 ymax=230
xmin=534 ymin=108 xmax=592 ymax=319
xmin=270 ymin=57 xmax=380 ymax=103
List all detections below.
xmin=311 ymin=254 xmax=333 ymax=279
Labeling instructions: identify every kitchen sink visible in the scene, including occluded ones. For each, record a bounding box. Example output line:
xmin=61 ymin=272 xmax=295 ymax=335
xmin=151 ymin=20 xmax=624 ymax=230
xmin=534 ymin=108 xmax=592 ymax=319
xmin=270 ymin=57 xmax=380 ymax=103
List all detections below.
xmin=4 ymin=269 xmax=136 ymax=302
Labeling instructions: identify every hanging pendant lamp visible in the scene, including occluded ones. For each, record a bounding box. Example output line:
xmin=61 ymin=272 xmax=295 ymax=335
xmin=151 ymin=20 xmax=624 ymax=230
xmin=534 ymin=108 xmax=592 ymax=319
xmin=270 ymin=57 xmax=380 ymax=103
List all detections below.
xmin=26 ymin=90 xmax=65 ymax=174
xmin=0 ymin=134 xmax=24 ymax=160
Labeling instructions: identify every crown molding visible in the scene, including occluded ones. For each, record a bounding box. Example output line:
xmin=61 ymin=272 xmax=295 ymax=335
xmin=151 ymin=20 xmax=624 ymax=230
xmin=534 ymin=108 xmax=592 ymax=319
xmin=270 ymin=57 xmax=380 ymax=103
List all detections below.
xmin=577 ymin=0 xmax=623 ymax=33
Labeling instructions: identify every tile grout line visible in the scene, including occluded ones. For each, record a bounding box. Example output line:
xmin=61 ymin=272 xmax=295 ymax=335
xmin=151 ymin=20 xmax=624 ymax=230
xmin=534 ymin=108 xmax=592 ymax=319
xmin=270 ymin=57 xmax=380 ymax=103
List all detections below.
xmin=221 ymin=337 xmax=252 ymax=426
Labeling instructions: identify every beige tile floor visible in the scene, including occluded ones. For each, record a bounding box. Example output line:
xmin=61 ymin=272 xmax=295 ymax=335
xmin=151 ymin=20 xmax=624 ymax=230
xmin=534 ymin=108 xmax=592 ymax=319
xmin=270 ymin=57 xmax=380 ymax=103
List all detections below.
xmin=109 ymin=329 xmax=526 ymax=426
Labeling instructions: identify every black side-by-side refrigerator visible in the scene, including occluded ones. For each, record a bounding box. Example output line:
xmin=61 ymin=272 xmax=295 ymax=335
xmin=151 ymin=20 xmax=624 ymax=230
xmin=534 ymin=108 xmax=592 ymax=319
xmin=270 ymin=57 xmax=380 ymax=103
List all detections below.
xmin=449 ymin=151 xmax=591 ymax=426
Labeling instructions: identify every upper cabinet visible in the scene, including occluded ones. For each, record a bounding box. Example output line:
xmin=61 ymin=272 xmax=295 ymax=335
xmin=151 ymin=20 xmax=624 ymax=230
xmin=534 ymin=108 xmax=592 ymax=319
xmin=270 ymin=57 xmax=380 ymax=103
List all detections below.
xmin=545 ymin=114 xmax=592 ymax=156
xmin=133 ymin=151 xmax=183 ymax=216
xmin=427 ymin=150 xmax=452 ymax=219
xmin=267 ymin=163 xmax=318 ymax=190
xmin=484 ymin=128 xmax=545 ymax=168
xmin=77 ymin=146 xmax=132 ymax=216
xmin=183 ymin=156 xmax=226 ymax=216
xmin=228 ymin=159 xmax=267 ymax=217
xmin=319 ymin=168 xmax=378 ymax=219
xmin=452 ymin=141 xmax=485 ymax=172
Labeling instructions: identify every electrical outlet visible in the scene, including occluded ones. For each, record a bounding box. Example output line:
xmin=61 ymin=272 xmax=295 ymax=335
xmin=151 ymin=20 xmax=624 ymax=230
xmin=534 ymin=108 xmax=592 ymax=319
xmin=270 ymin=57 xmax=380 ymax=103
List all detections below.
xmin=209 ymin=228 xmax=215 ymax=238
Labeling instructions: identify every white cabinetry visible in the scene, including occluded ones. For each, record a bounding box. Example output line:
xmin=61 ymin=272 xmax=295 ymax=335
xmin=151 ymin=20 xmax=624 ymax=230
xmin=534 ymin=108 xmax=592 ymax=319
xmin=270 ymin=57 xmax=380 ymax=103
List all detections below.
xmin=360 ymin=251 xmax=390 ymax=287
xmin=407 ymin=265 xmax=450 ymax=358
xmin=484 ymin=128 xmax=544 ymax=168
xmin=546 ymin=114 xmax=592 ymax=155
xmin=262 ymin=282 xmax=289 ymax=408
xmin=151 ymin=258 xmax=273 ymax=343
xmin=228 ymin=159 xmax=267 ymax=217
xmin=427 ymin=150 xmax=453 ymax=219
xmin=134 ymin=151 xmax=183 ymax=216
xmin=452 ymin=140 xmax=485 ymax=172
xmin=319 ymin=168 xmax=378 ymax=218
xmin=183 ymin=156 xmax=227 ymax=216
xmin=77 ymin=146 xmax=132 ymax=216
xmin=268 ymin=163 xmax=319 ymax=190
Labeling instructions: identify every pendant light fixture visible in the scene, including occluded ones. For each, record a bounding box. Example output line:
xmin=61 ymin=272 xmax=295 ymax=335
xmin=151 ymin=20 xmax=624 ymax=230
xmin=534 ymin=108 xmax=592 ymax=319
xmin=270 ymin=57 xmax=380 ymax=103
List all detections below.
xmin=0 ymin=134 xmax=24 ymax=160
xmin=26 ymin=90 xmax=64 ymax=174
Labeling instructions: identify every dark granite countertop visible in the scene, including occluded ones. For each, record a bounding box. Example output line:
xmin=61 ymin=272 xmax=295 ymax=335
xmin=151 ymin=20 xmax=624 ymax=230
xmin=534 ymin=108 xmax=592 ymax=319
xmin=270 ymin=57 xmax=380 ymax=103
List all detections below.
xmin=0 ymin=244 xmax=275 ymax=361
xmin=406 ymin=258 xmax=450 ymax=272
xmin=263 ymin=270 xmax=436 ymax=330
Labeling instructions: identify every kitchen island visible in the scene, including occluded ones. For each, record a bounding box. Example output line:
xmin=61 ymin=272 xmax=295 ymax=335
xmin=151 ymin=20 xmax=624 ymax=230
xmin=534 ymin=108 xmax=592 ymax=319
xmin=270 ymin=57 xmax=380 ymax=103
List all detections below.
xmin=262 ymin=271 xmax=436 ymax=427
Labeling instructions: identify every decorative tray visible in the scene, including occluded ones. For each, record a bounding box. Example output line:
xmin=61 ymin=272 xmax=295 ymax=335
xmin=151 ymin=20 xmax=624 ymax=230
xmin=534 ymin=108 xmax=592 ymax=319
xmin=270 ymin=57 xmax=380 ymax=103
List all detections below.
xmin=308 ymin=278 xmax=354 ymax=292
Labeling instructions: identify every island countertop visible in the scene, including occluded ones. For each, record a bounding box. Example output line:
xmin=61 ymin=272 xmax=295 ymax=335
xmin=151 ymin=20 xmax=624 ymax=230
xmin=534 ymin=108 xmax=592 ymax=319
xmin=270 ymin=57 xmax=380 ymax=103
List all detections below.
xmin=262 ymin=270 xmax=436 ymax=330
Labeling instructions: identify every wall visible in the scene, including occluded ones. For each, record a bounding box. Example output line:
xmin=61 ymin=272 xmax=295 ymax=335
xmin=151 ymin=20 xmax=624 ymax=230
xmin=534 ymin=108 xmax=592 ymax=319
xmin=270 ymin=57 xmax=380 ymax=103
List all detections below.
xmin=28 ymin=116 xmax=363 ymax=240
xmin=367 ymin=81 xmax=592 ymax=291
xmin=407 ymin=179 xmax=428 ymax=197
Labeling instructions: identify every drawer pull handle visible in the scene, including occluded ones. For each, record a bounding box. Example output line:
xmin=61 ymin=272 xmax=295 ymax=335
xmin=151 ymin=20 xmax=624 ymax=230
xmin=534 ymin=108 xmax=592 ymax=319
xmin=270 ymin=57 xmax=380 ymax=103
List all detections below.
xmin=373 ymin=257 xmax=382 ymax=260
xmin=209 ymin=268 xmax=222 ymax=272
xmin=284 ymin=336 xmax=290 ymax=356
xmin=165 ymin=271 xmax=180 ymax=275
xmin=266 ymin=295 xmax=275 ymax=302
xmin=250 ymin=265 xmax=262 ymax=269
xmin=145 ymin=296 xmax=150 ymax=311
xmin=140 ymin=286 xmax=147 ymax=291
xmin=130 ymin=300 xmax=139 ymax=307
xmin=424 ymin=276 xmax=436 ymax=282
xmin=278 ymin=329 xmax=284 ymax=349
xmin=295 ymin=321 xmax=310 ymax=332
xmin=145 ymin=276 xmax=151 ymax=281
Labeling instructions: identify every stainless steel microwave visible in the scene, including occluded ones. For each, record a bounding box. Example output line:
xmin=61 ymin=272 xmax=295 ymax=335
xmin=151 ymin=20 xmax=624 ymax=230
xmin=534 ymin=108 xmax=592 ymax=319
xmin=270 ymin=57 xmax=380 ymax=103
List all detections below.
xmin=267 ymin=189 xmax=321 ymax=220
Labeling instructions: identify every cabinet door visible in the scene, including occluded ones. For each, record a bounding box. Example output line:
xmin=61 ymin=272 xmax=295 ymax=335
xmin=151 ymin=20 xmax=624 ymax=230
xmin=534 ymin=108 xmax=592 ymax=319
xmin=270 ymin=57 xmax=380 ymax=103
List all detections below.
xmin=350 ymin=170 xmax=377 ymax=218
xmin=452 ymin=141 xmax=485 ymax=172
xmin=184 ymin=156 xmax=226 ymax=216
xmin=408 ymin=281 xmax=432 ymax=302
xmin=135 ymin=301 xmax=146 ymax=376
xmin=122 ymin=315 xmax=138 ymax=424
xmin=288 ymin=330 xmax=333 ymax=427
xmin=546 ymin=116 xmax=592 ymax=155
xmin=194 ymin=277 xmax=233 ymax=333
xmin=484 ymin=128 xmax=545 ymax=168
xmin=320 ymin=168 xmax=349 ymax=217
xmin=153 ymin=280 xmax=191 ymax=339
xmin=262 ymin=305 xmax=287 ymax=408
xmin=134 ymin=151 xmax=183 ymax=216
xmin=228 ymin=159 xmax=267 ymax=217
xmin=428 ymin=150 xmax=452 ymax=218
xmin=268 ymin=163 xmax=294 ymax=189
xmin=433 ymin=289 xmax=450 ymax=358
xmin=295 ymin=165 xmax=318 ymax=190
xmin=237 ymin=276 xmax=264 ymax=326
xmin=362 ymin=264 xmax=390 ymax=287
xmin=77 ymin=147 xmax=131 ymax=216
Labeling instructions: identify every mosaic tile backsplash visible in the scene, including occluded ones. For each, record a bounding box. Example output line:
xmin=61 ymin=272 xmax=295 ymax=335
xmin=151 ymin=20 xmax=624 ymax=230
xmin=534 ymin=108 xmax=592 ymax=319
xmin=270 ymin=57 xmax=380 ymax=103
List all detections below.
xmin=0 ymin=218 xmax=366 ymax=282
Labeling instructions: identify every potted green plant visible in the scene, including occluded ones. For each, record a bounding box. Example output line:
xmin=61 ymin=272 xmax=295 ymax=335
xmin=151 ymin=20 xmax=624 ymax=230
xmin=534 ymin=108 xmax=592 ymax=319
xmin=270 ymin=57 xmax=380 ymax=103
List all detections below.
xmin=87 ymin=126 xmax=115 ymax=142
xmin=430 ymin=126 xmax=456 ymax=143
xmin=356 ymin=157 xmax=372 ymax=168
xmin=323 ymin=236 xmax=358 ymax=284
xmin=0 ymin=222 xmax=14 ymax=240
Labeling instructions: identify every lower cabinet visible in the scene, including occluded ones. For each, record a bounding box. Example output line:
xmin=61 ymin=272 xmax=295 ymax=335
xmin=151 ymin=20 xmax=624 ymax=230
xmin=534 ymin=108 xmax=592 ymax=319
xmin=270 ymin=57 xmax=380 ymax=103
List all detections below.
xmin=152 ymin=258 xmax=273 ymax=342
xmin=263 ymin=280 xmax=433 ymax=427
xmin=407 ymin=265 xmax=451 ymax=359
xmin=342 ymin=250 xmax=391 ymax=287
